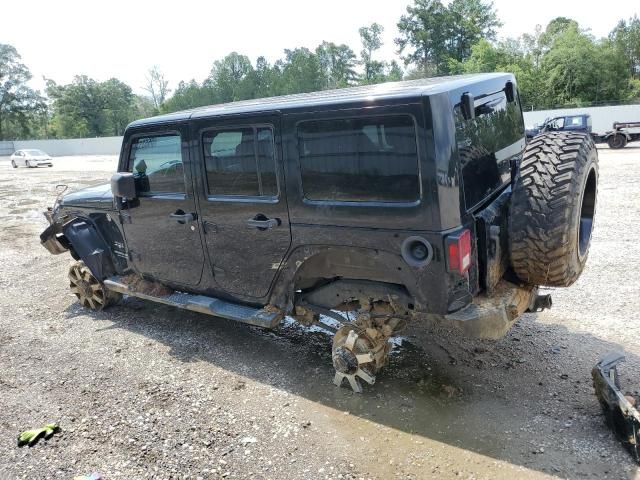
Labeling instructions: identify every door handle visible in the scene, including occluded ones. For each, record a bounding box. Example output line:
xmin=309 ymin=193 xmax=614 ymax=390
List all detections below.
xmin=170 ymin=211 xmax=197 ymax=224
xmin=247 ymin=216 xmax=280 ymax=230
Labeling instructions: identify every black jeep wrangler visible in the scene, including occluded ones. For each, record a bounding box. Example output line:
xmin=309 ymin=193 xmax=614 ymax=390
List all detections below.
xmin=40 ymin=73 xmax=598 ymax=392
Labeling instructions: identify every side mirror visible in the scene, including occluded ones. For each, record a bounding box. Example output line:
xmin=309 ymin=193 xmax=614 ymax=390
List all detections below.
xmin=505 ymin=81 xmax=516 ymax=103
xmin=460 ymin=92 xmax=475 ymax=120
xmin=111 ymin=172 xmax=136 ymax=199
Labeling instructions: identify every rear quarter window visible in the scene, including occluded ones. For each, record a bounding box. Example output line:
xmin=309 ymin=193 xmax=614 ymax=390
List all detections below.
xmin=297 ymin=115 xmax=420 ymax=203
xmin=455 ymin=92 xmax=525 ymax=209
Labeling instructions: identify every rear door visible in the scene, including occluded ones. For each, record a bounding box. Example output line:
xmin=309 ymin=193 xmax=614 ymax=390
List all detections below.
xmin=119 ymin=124 xmax=205 ymax=286
xmin=193 ymin=113 xmax=291 ymax=299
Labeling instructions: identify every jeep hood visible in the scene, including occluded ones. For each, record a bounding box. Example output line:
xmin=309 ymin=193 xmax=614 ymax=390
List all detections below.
xmin=61 ymin=183 xmax=113 ymax=210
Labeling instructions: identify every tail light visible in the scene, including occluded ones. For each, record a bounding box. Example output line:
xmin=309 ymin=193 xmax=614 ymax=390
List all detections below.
xmin=446 ymin=229 xmax=472 ymax=275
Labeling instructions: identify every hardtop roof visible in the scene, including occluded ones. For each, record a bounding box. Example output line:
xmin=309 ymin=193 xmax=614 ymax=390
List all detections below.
xmin=129 ymin=72 xmax=512 ymax=128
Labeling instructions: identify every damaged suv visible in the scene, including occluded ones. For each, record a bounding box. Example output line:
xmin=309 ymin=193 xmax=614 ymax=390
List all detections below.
xmin=40 ymin=73 xmax=598 ymax=392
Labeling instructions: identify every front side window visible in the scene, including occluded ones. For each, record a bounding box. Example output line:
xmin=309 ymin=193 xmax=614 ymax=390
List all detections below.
xmin=203 ymin=126 xmax=277 ymax=197
xmin=128 ymin=134 xmax=184 ymax=194
xmin=297 ymin=115 xmax=420 ymax=203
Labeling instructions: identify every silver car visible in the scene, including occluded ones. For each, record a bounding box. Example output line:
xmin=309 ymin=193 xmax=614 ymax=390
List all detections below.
xmin=11 ymin=149 xmax=53 ymax=168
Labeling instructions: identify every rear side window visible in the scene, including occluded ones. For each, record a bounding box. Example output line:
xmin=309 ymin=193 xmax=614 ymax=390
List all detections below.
xmin=128 ymin=134 xmax=184 ymax=194
xmin=297 ymin=115 xmax=420 ymax=203
xmin=567 ymin=116 xmax=584 ymax=127
xmin=203 ymin=126 xmax=277 ymax=197
xmin=455 ymin=91 xmax=525 ymax=209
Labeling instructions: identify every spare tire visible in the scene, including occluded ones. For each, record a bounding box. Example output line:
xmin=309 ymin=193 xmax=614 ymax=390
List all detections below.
xmin=509 ymin=132 xmax=598 ymax=287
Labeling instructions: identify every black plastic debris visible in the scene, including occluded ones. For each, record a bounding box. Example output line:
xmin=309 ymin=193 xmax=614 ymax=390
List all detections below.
xmin=592 ymin=352 xmax=640 ymax=464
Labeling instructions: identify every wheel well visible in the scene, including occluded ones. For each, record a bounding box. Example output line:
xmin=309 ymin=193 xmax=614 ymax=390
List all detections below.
xmin=297 ymin=278 xmax=415 ymax=313
xmin=63 ymin=219 xmax=115 ymax=280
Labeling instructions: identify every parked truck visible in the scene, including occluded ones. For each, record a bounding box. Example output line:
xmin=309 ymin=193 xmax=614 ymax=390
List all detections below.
xmin=601 ymin=121 xmax=640 ymax=149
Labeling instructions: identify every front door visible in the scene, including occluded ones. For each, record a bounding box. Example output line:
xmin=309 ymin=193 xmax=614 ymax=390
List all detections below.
xmin=193 ymin=114 xmax=291 ymax=299
xmin=119 ymin=124 xmax=205 ymax=286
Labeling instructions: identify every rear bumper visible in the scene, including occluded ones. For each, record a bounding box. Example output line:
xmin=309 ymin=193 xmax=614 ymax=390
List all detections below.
xmin=441 ymin=280 xmax=540 ymax=339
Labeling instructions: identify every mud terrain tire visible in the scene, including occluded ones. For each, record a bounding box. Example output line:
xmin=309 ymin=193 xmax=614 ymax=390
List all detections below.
xmin=509 ymin=132 xmax=598 ymax=287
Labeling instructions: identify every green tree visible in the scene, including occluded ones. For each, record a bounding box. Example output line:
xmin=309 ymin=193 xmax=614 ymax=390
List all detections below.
xmin=102 ymin=78 xmax=134 ymax=136
xmin=161 ymin=80 xmax=215 ymax=113
xmin=144 ymin=66 xmax=170 ymax=110
xmin=207 ymin=52 xmax=255 ymax=102
xmin=278 ymin=48 xmax=324 ymax=94
xmin=540 ymin=17 xmax=579 ymax=49
xmin=386 ymin=60 xmax=404 ymax=82
xmin=396 ymin=0 xmax=451 ymax=76
xmin=396 ymin=0 xmax=499 ymax=76
xmin=459 ymin=38 xmax=543 ymax=109
xmin=448 ymin=0 xmax=501 ymax=61
xmin=134 ymin=94 xmax=157 ymax=119
xmin=47 ymin=76 xmax=104 ymax=137
xmin=359 ymin=23 xmax=387 ymax=83
xmin=610 ymin=16 xmax=640 ymax=78
xmin=47 ymin=75 xmax=136 ymax=138
xmin=251 ymin=56 xmax=277 ymax=97
xmin=542 ymin=25 xmax=630 ymax=106
xmin=0 ymin=44 xmax=44 ymax=140
xmin=316 ymin=41 xmax=358 ymax=88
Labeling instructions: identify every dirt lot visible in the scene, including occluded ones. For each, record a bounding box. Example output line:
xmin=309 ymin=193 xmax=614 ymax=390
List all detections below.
xmin=0 ymin=148 xmax=639 ymax=480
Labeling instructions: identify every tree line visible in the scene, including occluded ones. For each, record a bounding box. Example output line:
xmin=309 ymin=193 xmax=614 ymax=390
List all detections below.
xmin=1 ymin=0 xmax=639 ymax=140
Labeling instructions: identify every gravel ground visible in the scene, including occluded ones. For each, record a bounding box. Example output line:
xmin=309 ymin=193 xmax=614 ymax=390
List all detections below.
xmin=0 ymin=148 xmax=639 ymax=480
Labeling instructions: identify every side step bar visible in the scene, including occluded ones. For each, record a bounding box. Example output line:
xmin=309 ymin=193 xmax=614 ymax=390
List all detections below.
xmin=103 ymin=277 xmax=283 ymax=329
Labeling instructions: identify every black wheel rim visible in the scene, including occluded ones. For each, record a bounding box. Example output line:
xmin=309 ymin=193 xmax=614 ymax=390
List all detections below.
xmin=578 ymin=167 xmax=597 ymax=260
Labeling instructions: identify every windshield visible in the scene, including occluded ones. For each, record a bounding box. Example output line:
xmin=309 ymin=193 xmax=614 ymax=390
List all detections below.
xmin=24 ymin=149 xmax=47 ymax=156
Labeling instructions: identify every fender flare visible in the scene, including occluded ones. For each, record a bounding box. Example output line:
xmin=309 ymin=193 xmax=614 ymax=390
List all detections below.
xmin=62 ymin=218 xmax=116 ymax=281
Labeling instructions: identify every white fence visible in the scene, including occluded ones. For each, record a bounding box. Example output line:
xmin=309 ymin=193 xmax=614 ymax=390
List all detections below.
xmin=523 ymin=104 xmax=640 ymax=134
xmin=10 ymin=136 xmax=123 ymax=156
xmin=0 ymin=141 xmax=14 ymax=156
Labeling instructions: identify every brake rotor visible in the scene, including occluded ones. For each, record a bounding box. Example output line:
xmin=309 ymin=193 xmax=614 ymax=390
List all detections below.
xmin=332 ymin=325 xmax=388 ymax=393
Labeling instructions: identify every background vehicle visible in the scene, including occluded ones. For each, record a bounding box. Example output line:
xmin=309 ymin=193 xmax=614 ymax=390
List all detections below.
xmin=526 ymin=113 xmax=592 ymax=139
xmin=10 ymin=149 xmax=53 ymax=168
xmin=600 ymin=121 xmax=640 ymax=149
xmin=39 ymin=73 xmax=598 ymax=392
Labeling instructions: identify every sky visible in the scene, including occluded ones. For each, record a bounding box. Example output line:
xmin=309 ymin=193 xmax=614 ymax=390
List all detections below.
xmin=2 ymin=0 xmax=639 ymax=95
